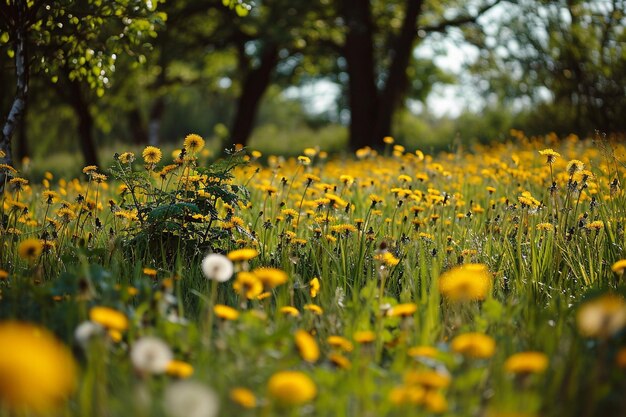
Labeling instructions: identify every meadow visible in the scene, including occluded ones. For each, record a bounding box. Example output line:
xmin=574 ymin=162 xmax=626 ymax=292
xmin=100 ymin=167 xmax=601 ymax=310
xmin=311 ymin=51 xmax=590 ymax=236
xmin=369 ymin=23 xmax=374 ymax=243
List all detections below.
xmin=0 ymin=132 xmax=625 ymax=417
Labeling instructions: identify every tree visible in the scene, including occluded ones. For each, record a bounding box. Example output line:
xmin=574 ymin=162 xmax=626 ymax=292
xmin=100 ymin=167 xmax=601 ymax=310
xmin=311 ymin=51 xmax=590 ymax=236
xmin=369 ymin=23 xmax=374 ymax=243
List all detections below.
xmin=335 ymin=0 xmax=503 ymax=150
xmin=0 ymin=0 xmax=164 ymax=190
xmin=470 ymin=0 xmax=626 ymax=135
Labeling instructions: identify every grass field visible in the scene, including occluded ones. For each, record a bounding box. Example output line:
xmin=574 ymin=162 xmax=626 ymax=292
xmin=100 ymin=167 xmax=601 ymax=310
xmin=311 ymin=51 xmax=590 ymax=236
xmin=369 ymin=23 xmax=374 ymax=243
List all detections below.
xmin=1 ymin=132 xmax=625 ymax=417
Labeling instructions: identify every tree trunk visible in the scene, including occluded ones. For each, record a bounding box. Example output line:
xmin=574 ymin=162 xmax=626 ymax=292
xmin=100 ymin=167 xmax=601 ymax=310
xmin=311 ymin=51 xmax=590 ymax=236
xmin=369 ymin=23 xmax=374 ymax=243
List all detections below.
xmin=1 ymin=11 xmax=27 ymax=192
xmin=342 ymin=0 xmax=379 ymax=150
xmin=374 ymin=0 xmax=424 ymax=142
xmin=229 ymin=42 xmax=279 ymax=148
xmin=148 ymin=97 xmax=165 ymax=146
xmin=129 ymin=107 xmax=148 ymax=145
xmin=68 ymin=80 xmax=99 ymax=167
xmin=16 ymin=101 xmax=29 ymax=162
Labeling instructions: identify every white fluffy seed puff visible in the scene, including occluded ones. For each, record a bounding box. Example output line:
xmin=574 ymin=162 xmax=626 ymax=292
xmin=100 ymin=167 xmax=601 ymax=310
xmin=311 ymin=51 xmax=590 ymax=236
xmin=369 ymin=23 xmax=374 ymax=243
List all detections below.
xmin=130 ymin=336 xmax=173 ymax=374
xmin=201 ymin=253 xmax=234 ymax=282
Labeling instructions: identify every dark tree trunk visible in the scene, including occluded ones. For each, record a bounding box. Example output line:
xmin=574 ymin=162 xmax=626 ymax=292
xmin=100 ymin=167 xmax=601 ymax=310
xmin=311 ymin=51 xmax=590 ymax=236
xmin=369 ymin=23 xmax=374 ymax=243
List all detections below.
xmin=0 ymin=7 xmax=28 ymax=192
xmin=342 ymin=0 xmax=379 ymax=150
xmin=148 ymin=97 xmax=165 ymax=146
xmin=374 ymin=0 xmax=424 ymax=142
xmin=128 ymin=107 xmax=148 ymax=145
xmin=16 ymin=101 xmax=29 ymax=162
xmin=68 ymin=80 xmax=99 ymax=167
xmin=229 ymin=43 xmax=279 ymax=147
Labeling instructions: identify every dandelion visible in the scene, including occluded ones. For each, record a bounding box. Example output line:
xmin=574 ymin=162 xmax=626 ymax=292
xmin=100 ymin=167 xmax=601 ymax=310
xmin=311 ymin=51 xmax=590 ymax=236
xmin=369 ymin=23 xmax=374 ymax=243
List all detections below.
xmin=267 ymin=371 xmax=317 ymax=406
xmin=74 ymin=321 xmax=104 ymax=349
xmin=387 ymin=303 xmax=417 ymax=318
xmin=118 ymin=152 xmax=135 ymax=164
xmin=303 ymin=304 xmax=323 ymax=315
xmin=233 ymin=272 xmax=263 ymax=299
xmin=89 ymin=306 xmax=129 ymax=332
xmin=404 ymin=370 xmax=451 ymax=389
xmin=297 ymin=156 xmax=311 ymax=166
xmin=184 ymin=134 xmax=205 ymax=154
xmin=130 ymin=336 xmax=173 ymax=374
xmin=82 ymin=165 xmax=98 ymax=174
xmin=0 ymin=321 xmax=77 ymax=414
xmin=227 ymin=248 xmax=258 ymax=262
xmin=0 ymin=269 xmax=8 ymax=280
xmin=327 ymin=335 xmax=354 ymax=352
xmin=566 ymin=159 xmax=584 ymax=176
xmin=576 ymin=294 xmax=626 ymax=339
xmin=294 ymin=330 xmax=320 ymax=363
xmin=504 ymin=351 xmax=549 ymax=374
xmin=280 ymin=306 xmax=300 ymax=317
xmin=230 ymin=387 xmax=256 ymax=408
xmin=163 ymin=380 xmax=219 ymax=417
xmin=253 ymin=267 xmax=288 ymax=289
xmin=383 ymin=136 xmax=394 ymax=144
xmin=407 ymin=346 xmax=439 ymax=359
xmin=451 ymin=332 xmax=496 ymax=359
xmin=439 ymin=263 xmax=491 ymax=302
xmin=166 ymin=360 xmax=194 ymax=379
xmin=536 ymin=222 xmax=554 ymax=232
xmin=353 ymin=330 xmax=376 ymax=344
xmin=611 ymin=259 xmax=626 ymax=274
xmin=538 ymin=149 xmax=560 ymax=164
xmin=142 ymin=146 xmax=162 ymax=165
xmin=201 ymin=253 xmax=234 ymax=282
xmin=213 ymin=304 xmax=240 ymax=320
xmin=309 ymin=277 xmax=320 ymax=298
xmin=143 ymin=267 xmax=158 ymax=278
xmin=18 ymin=238 xmax=43 ymax=261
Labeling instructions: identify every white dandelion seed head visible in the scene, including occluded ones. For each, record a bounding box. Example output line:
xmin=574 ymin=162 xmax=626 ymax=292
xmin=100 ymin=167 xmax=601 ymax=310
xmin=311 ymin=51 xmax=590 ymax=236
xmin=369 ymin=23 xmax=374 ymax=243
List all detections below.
xmin=163 ymin=380 xmax=219 ymax=417
xmin=201 ymin=253 xmax=234 ymax=282
xmin=74 ymin=320 xmax=104 ymax=349
xmin=130 ymin=336 xmax=173 ymax=374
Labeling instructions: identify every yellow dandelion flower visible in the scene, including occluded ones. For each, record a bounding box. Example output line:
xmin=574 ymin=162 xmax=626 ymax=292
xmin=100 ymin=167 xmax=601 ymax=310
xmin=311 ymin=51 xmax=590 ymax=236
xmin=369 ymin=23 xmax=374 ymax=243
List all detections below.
xmin=329 ymin=353 xmax=351 ymax=369
xmin=295 ymin=330 xmax=320 ymax=363
xmin=279 ymin=306 xmax=300 ymax=317
xmin=451 ymin=332 xmax=496 ymax=359
xmin=267 ymin=371 xmax=316 ymax=405
xmin=566 ymin=159 xmax=584 ymax=176
xmin=383 ymin=136 xmax=394 ymax=144
xmin=387 ymin=303 xmax=417 ymax=317
xmin=538 ymin=148 xmax=560 ymax=164
xmin=536 ymin=222 xmax=554 ymax=232
xmin=353 ymin=330 xmax=376 ymax=344
xmin=18 ymin=238 xmax=43 ymax=261
xmin=89 ymin=306 xmax=129 ymax=332
xmin=327 ymin=335 xmax=354 ymax=352
xmin=577 ymin=294 xmax=626 ymax=339
xmin=143 ymin=267 xmax=158 ymax=278
xmin=424 ymin=390 xmax=448 ymax=413
xmin=404 ymin=370 xmax=451 ymax=389
xmin=227 ymin=248 xmax=259 ymax=262
xmin=253 ymin=267 xmax=288 ymax=289
xmin=213 ymin=304 xmax=240 ymax=320
xmin=439 ymin=263 xmax=492 ymax=302
xmin=166 ymin=360 xmax=194 ymax=378
xmin=0 ymin=321 xmax=77 ymax=414
xmin=118 ymin=152 xmax=135 ymax=164
xmin=82 ymin=165 xmax=98 ymax=174
xmin=142 ymin=146 xmax=162 ymax=164
xmin=233 ymin=272 xmax=263 ymax=299
xmin=407 ymin=346 xmax=439 ymax=359
xmin=0 ymin=269 xmax=8 ymax=280
xmin=183 ymin=134 xmax=205 ymax=153
xmin=611 ymin=259 xmax=626 ymax=274
xmin=297 ymin=155 xmax=311 ymax=165
xmin=230 ymin=387 xmax=257 ymax=408
xmin=303 ymin=304 xmax=323 ymax=315
xmin=309 ymin=277 xmax=320 ymax=298
xmin=504 ymin=351 xmax=549 ymax=374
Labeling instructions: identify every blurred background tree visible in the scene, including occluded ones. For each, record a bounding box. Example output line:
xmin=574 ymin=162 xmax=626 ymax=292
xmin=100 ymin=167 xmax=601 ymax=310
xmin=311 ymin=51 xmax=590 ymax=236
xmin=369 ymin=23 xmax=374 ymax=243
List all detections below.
xmin=1 ymin=0 xmax=624 ymax=176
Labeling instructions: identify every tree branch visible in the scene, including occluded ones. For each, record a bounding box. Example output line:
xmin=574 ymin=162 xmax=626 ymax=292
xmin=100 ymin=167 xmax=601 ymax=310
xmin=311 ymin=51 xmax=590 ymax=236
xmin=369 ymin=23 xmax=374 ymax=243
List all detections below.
xmin=422 ymin=0 xmax=504 ymax=33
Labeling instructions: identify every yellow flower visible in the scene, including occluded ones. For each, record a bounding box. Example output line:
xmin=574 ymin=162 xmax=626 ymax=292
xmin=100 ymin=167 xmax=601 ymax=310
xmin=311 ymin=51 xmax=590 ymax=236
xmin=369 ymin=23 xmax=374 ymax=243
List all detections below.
xmin=566 ymin=159 xmax=584 ymax=176
xmin=89 ymin=306 xmax=129 ymax=332
xmin=610 ymin=259 xmax=626 ymax=274
xmin=404 ymin=370 xmax=451 ymax=389
xmin=297 ymin=155 xmax=311 ymax=166
xmin=295 ymin=330 xmax=320 ymax=363
xmin=389 ymin=385 xmax=425 ymax=406
xmin=0 ymin=269 xmax=8 ymax=280
xmin=0 ymin=321 xmax=77 ymax=414
xmin=407 ymin=346 xmax=439 ymax=359
xmin=383 ymin=136 xmax=394 ymax=144
xmin=538 ymin=148 xmax=560 ymax=164
xmin=279 ymin=306 xmax=300 ymax=317
xmin=387 ymin=303 xmax=417 ymax=317
xmin=303 ymin=304 xmax=323 ymax=315
xmin=504 ymin=351 xmax=549 ymax=374
xmin=577 ymin=294 xmax=626 ymax=339
xmin=213 ymin=304 xmax=240 ymax=320
xmin=329 ymin=353 xmax=351 ymax=369
xmin=183 ymin=133 xmax=205 ymax=153
xmin=451 ymin=333 xmax=496 ymax=359
xmin=536 ymin=222 xmax=554 ymax=232
xmin=82 ymin=165 xmax=98 ymax=174
xmin=118 ymin=152 xmax=135 ymax=164
xmin=143 ymin=267 xmax=158 ymax=278
xmin=309 ymin=277 xmax=320 ymax=298
xmin=142 ymin=146 xmax=162 ymax=164
xmin=166 ymin=360 xmax=194 ymax=378
xmin=439 ymin=263 xmax=491 ymax=302
xmin=233 ymin=272 xmax=263 ymax=299
xmin=252 ymin=267 xmax=288 ymax=289
xmin=227 ymin=248 xmax=259 ymax=262
xmin=18 ymin=238 xmax=43 ymax=261
xmin=353 ymin=330 xmax=376 ymax=344
xmin=424 ymin=390 xmax=448 ymax=413
xmin=327 ymin=335 xmax=354 ymax=352
xmin=230 ymin=387 xmax=257 ymax=408
xmin=267 ymin=371 xmax=317 ymax=405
